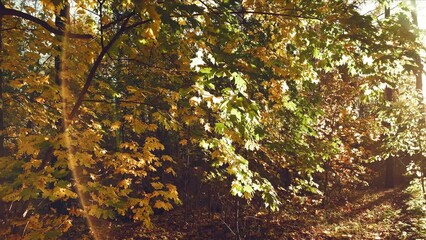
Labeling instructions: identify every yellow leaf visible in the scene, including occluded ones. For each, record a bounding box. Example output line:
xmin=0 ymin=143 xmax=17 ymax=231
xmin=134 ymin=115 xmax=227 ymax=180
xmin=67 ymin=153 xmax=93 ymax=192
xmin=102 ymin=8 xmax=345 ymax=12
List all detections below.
xmin=143 ymin=28 xmax=156 ymax=40
xmin=153 ymin=200 xmax=173 ymax=211
xmin=41 ymin=0 xmax=56 ymax=12
xmin=147 ymin=124 xmax=157 ymax=131
xmin=144 ymin=137 xmax=164 ymax=151
xmin=151 ymin=182 xmax=164 ymax=190
xmin=118 ymin=179 xmax=132 ymax=189
xmin=161 ymin=155 xmax=173 ymax=162
xmin=133 ymin=120 xmax=148 ymax=134
xmin=111 ymin=121 xmax=121 ymax=131
xmin=24 ymin=6 xmax=36 ymax=13
xmin=165 ymin=167 xmax=176 ymax=176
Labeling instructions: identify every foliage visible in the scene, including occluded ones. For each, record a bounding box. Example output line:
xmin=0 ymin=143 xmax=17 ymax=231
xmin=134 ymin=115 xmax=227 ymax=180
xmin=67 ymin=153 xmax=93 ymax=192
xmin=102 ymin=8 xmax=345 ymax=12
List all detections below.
xmin=0 ymin=0 xmax=424 ymax=238
xmin=395 ymin=180 xmax=426 ymax=239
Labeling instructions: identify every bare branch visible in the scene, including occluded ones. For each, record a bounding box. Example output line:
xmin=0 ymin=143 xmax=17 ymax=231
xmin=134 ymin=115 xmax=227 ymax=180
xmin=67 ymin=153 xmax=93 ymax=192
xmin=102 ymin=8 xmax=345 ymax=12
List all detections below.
xmin=101 ymin=11 xmax=135 ymax=30
xmin=68 ymin=14 xmax=134 ymax=121
xmin=124 ymin=19 xmax=153 ymax=31
xmin=0 ymin=4 xmax=93 ymax=39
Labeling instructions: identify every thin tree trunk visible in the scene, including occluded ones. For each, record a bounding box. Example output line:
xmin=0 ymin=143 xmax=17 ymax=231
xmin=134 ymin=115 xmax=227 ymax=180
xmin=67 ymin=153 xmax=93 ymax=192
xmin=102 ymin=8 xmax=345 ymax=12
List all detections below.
xmin=384 ymin=87 xmax=395 ymax=188
xmin=37 ymin=2 xmax=70 ymax=170
xmin=0 ymin=14 xmax=5 ymax=157
xmin=55 ymin=2 xmax=70 ymax=93
xmin=384 ymin=6 xmax=395 ymax=188
xmin=323 ymin=160 xmax=329 ymax=207
xmin=385 ymin=156 xmax=395 ymax=188
xmin=411 ymin=0 xmax=423 ymax=93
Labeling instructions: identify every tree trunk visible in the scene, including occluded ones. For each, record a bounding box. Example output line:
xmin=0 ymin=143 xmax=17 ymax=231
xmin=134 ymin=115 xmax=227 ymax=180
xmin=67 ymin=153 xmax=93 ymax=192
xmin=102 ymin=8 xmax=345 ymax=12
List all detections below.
xmin=55 ymin=3 xmax=70 ymax=89
xmin=411 ymin=0 xmax=423 ymax=93
xmin=385 ymin=157 xmax=395 ymax=188
xmin=384 ymin=6 xmax=395 ymax=188
xmin=0 ymin=14 xmax=5 ymax=157
xmin=38 ymin=2 xmax=69 ymax=169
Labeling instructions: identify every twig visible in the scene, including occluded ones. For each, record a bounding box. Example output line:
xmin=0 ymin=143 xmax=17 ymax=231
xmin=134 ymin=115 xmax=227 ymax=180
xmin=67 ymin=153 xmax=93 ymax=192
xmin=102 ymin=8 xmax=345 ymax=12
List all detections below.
xmin=101 ymin=11 xmax=135 ymax=30
xmin=22 ymin=220 xmax=29 ymax=238
xmin=220 ymin=218 xmax=236 ymax=236
xmin=244 ymin=215 xmax=265 ymax=221
xmin=98 ymin=0 xmax=104 ymax=48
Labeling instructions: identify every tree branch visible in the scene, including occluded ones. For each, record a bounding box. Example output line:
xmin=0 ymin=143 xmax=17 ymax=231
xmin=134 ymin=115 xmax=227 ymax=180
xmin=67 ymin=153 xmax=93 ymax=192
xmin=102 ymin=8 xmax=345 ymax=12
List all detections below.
xmin=101 ymin=11 xmax=135 ymax=30
xmin=83 ymin=99 xmax=165 ymax=109
xmin=37 ymin=13 xmax=146 ymax=171
xmin=228 ymin=10 xmax=321 ymax=20
xmin=124 ymin=19 xmax=153 ymax=31
xmin=0 ymin=3 xmax=93 ymax=39
xmin=67 ymin=14 xmax=134 ymax=121
xmin=119 ymin=57 xmax=191 ymax=73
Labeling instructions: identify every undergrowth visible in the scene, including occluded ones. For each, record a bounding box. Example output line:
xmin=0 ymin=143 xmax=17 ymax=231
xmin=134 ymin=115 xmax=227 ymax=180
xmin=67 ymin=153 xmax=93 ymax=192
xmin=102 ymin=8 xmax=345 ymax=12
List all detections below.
xmin=396 ymin=179 xmax=426 ymax=239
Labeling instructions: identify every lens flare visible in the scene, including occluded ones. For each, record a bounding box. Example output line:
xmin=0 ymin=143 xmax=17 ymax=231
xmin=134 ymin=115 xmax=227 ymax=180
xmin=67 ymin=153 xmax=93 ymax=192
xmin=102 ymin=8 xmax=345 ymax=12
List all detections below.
xmin=60 ymin=23 xmax=100 ymax=240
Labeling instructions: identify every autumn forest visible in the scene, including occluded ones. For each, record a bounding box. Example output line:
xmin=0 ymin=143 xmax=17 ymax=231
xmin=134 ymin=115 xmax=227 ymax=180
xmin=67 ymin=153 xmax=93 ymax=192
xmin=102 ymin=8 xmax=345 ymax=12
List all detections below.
xmin=1 ymin=0 xmax=426 ymax=239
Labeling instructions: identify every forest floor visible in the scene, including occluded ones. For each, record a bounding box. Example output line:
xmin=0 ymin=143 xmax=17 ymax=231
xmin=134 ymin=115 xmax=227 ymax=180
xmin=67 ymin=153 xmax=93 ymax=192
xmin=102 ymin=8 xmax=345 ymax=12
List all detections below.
xmin=74 ymin=184 xmax=426 ymax=239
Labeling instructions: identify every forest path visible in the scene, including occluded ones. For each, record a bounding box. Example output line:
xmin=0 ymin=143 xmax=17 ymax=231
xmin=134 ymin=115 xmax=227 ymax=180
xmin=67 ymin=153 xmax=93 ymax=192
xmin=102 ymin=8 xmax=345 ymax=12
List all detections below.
xmin=307 ymin=186 xmax=410 ymax=239
xmin=70 ymin=185 xmax=421 ymax=239
xmin=219 ymin=186 xmax=412 ymax=239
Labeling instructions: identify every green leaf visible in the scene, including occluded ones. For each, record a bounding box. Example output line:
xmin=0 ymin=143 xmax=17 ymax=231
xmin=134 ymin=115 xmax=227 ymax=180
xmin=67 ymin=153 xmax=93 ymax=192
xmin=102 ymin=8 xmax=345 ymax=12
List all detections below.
xmin=232 ymin=73 xmax=247 ymax=92
xmin=215 ymin=122 xmax=226 ymax=134
xmin=230 ymin=108 xmax=241 ymax=122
